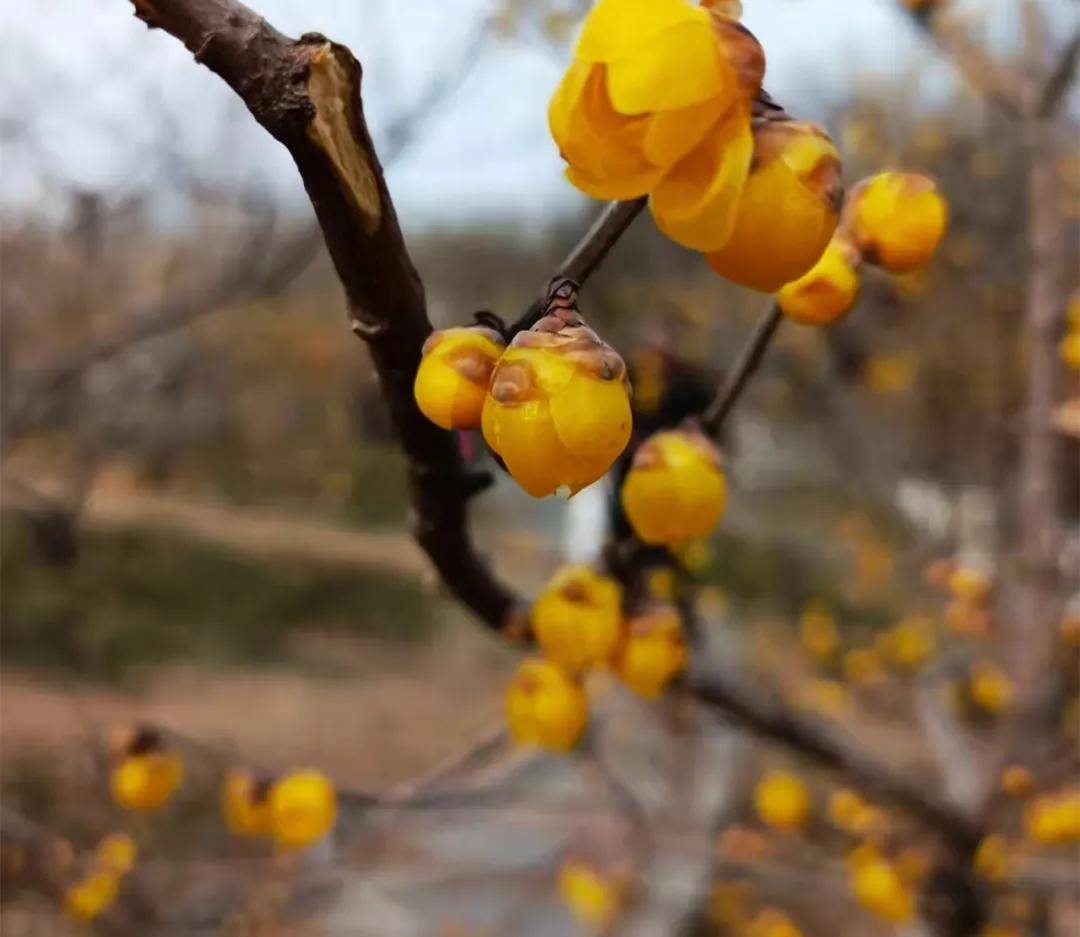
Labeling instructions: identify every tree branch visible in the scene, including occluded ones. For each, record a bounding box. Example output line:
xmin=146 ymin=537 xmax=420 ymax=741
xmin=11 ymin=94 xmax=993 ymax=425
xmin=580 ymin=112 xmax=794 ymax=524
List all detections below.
xmin=128 ymin=0 xmax=523 ymax=632
xmin=1037 ymin=31 xmax=1080 ymax=117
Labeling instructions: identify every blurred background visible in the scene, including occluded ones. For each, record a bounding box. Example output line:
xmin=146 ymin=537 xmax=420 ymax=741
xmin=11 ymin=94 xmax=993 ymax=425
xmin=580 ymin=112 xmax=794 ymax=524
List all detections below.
xmin=1 ymin=0 xmax=1078 ymax=934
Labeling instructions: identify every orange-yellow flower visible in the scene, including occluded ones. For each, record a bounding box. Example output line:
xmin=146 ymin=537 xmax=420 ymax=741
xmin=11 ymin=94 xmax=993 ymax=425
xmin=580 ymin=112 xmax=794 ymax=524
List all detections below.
xmin=506 ymin=658 xmax=589 ymax=752
xmin=968 ymin=660 xmax=1014 ymax=715
xmin=798 ymin=601 xmax=839 ymax=662
xmin=621 ymin=428 xmax=726 ymax=546
xmin=483 ymin=286 xmax=631 ymax=498
xmin=64 ymin=871 xmax=119 ymax=921
xmin=778 ymin=235 xmax=861 ymax=325
xmin=110 ymin=752 xmax=183 ymax=812
xmin=268 ymin=770 xmax=336 ymax=850
xmin=94 ymin=834 xmax=137 ymax=877
xmin=948 ymin=565 xmax=991 ymax=602
xmin=1060 ymin=330 xmax=1080 ymax=371
xmin=222 ymin=769 xmax=273 ymax=838
xmin=558 ymin=860 xmax=621 ymax=930
xmin=616 ymin=603 xmax=688 ymax=698
xmin=973 ymin=834 xmax=1014 ymax=882
xmin=1024 ymin=789 xmax=1080 ymax=845
xmin=704 ymin=119 xmax=843 ymax=290
xmin=414 ymin=326 xmax=505 ymax=430
xmin=845 ymin=172 xmax=948 ymax=273
xmin=1000 ymin=765 xmax=1036 ymax=799
xmin=849 ymin=852 xmax=915 ymax=922
xmin=881 ymin=616 xmax=936 ymax=671
xmin=754 ymin=770 xmax=811 ymax=832
xmin=549 ymin=0 xmax=763 ymax=202
xmin=531 ymin=565 xmax=622 ymax=673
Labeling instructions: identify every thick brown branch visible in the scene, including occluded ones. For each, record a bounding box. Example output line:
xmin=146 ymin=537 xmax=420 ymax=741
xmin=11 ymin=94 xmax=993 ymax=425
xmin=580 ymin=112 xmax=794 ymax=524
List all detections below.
xmin=129 ymin=0 xmax=521 ymax=632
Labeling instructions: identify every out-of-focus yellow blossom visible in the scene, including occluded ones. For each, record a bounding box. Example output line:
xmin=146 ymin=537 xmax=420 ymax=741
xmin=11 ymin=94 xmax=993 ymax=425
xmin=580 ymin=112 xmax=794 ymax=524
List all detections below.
xmin=974 ymin=835 xmax=1014 ymax=882
xmin=828 ymin=789 xmax=886 ymax=837
xmin=849 ymin=850 xmax=915 ymax=923
xmin=745 ymin=908 xmax=805 ymax=937
xmin=1024 ymin=789 xmax=1080 ymax=845
xmin=704 ymin=119 xmax=842 ymax=289
xmin=852 ymin=540 xmax=894 ymax=593
xmin=754 ymin=770 xmax=810 ymax=832
xmin=631 ymin=346 xmax=665 ymax=414
xmin=645 ymin=566 xmax=677 ymax=601
xmin=506 ymin=657 xmax=589 ymax=752
xmin=881 ymin=616 xmax=936 ymax=671
xmin=778 ymin=235 xmax=860 ymax=325
xmin=413 ymin=326 xmax=505 ymax=430
xmin=676 ymin=536 xmax=714 ymax=573
xmin=94 ymin=834 xmax=136 ymax=877
xmin=1000 ymin=765 xmax=1035 ymax=800
xmin=268 ymin=770 xmax=336 ymax=850
xmin=1060 ymin=331 xmax=1080 ymax=371
xmin=616 ymin=604 xmax=688 ymax=698
xmin=845 ymin=172 xmax=948 ymax=273
xmin=842 ymin=647 xmax=884 ymax=686
xmin=798 ymin=601 xmax=839 ymax=662
xmin=708 ymin=881 xmax=751 ymax=927
xmin=558 ymin=860 xmax=620 ymax=931
xmin=862 ymin=351 xmax=918 ymax=394
xmin=895 ymin=847 xmax=930 ymax=885
xmin=945 ymin=598 xmax=991 ymax=637
xmin=949 ymin=566 xmax=992 ymax=602
xmin=64 ymin=871 xmax=119 ymax=921
xmin=222 ymin=769 xmax=273 ymax=838
xmin=968 ymin=660 xmax=1014 ymax=715
xmin=483 ymin=283 xmax=631 ymax=498
xmin=718 ymin=824 xmax=772 ymax=860
xmin=797 ymin=679 xmax=848 ymax=718
xmin=621 ymin=427 xmax=726 ymax=546
xmin=531 ymin=565 xmax=622 ymax=673
xmin=1060 ymin=608 xmax=1080 ymax=647
xmin=110 ymin=752 xmax=183 ymax=812
xmin=549 ymin=0 xmax=763 ymax=202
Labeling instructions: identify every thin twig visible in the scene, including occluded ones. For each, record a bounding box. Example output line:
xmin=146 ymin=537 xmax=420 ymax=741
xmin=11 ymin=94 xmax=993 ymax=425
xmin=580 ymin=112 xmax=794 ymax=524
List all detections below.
xmin=1037 ymin=31 xmax=1080 ymax=117
xmin=509 ymin=197 xmax=647 ymax=334
xmin=699 ymin=301 xmax=783 ymax=436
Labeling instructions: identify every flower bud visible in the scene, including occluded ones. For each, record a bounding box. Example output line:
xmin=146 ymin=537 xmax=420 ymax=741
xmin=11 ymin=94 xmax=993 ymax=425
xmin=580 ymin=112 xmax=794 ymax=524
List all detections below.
xmin=268 ymin=769 xmax=336 ymax=850
xmin=505 ymin=657 xmax=589 ymax=752
xmin=94 ymin=834 xmax=137 ymax=877
xmin=778 ymin=235 xmax=861 ymax=325
xmin=414 ymin=326 xmax=505 ymax=430
xmin=549 ymin=0 xmax=764 ymax=201
xmin=558 ymin=859 xmax=621 ymax=931
xmin=753 ymin=770 xmax=810 ymax=832
xmin=844 ymin=172 xmax=947 ymax=273
xmin=222 ymin=769 xmax=273 ymax=838
xmin=110 ymin=750 xmax=183 ymax=813
xmin=621 ymin=427 xmax=726 ymax=546
xmin=615 ymin=603 xmax=688 ymax=698
xmin=968 ymin=660 xmax=1014 ymax=715
xmin=704 ymin=119 xmax=843 ymax=291
xmin=64 ymin=871 xmax=119 ymax=921
xmin=482 ymin=283 xmax=631 ymax=498
xmin=531 ymin=565 xmax=622 ymax=673
xmin=850 ymin=855 xmax=915 ymax=922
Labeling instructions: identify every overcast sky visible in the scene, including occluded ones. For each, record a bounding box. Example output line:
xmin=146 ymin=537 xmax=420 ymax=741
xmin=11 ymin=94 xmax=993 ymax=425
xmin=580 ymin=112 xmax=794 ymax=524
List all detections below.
xmin=1 ymin=0 xmax=1074 ymax=231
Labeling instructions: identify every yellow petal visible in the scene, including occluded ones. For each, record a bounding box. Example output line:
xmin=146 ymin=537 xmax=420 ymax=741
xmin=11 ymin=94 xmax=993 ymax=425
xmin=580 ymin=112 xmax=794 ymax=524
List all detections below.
xmin=575 ymin=0 xmax=703 ymax=63
xmin=641 ymin=95 xmax=731 ymax=168
xmin=549 ymin=370 xmax=632 ymax=462
xmin=649 ymin=105 xmax=753 ymax=251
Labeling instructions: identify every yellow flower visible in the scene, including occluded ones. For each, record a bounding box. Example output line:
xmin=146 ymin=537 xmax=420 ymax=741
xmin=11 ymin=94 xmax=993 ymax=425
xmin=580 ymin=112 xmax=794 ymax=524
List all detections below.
xmin=414 ymin=326 xmax=505 ymax=430
xmin=1024 ymin=789 xmax=1080 ymax=845
xmin=506 ymin=657 xmax=589 ymax=752
xmin=1059 ymin=331 xmax=1080 ymax=371
xmin=558 ymin=860 xmax=620 ymax=930
xmin=778 ymin=234 xmax=860 ymax=325
xmin=94 ymin=834 xmax=137 ymax=877
xmin=268 ymin=770 xmax=336 ymax=850
xmin=704 ymin=119 xmax=842 ymax=290
xmin=753 ymin=770 xmax=810 ymax=832
xmin=863 ymin=351 xmax=918 ymax=394
xmin=974 ymin=835 xmax=1013 ymax=882
xmin=110 ymin=753 xmax=183 ymax=812
xmin=1000 ymin=765 xmax=1035 ymax=799
xmin=531 ymin=565 xmax=622 ymax=673
xmin=615 ymin=603 xmax=688 ymax=698
xmin=64 ymin=871 xmax=119 ymax=921
xmin=621 ymin=428 xmax=726 ymax=546
xmin=842 ymin=647 xmax=884 ymax=685
xmin=745 ymin=908 xmax=804 ymax=937
xmin=969 ymin=660 xmax=1014 ymax=715
xmin=850 ymin=854 xmax=915 ymax=922
xmin=882 ymin=616 xmax=936 ymax=671
xmin=222 ymin=769 xmax=273 ymax=838
xmin=845 ymin=172 xmax=948 ymax=273
xmin=797 ymin=679 xmax=848 ymax=718
xmin=482 ymin=284 xmax=631 ymax=498
xmin=827 ymin=788 xmax=887 ymax=837
xmin=549 ymin=0 xmax=763 ymax=201
xmin=798 ymin=601 xmax=838 ymax=662
xmin=948 ymin=566 xmax=992 ymax=602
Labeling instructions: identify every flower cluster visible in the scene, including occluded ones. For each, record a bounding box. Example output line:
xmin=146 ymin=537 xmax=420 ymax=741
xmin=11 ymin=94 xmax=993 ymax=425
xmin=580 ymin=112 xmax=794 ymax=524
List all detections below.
xmin=63 ymin=834 xmax=138 ymax=922
xmin=222 ymin=767 xmax=337 ymax=850
xmin=506 ymin=564 xmax=689 ymax=752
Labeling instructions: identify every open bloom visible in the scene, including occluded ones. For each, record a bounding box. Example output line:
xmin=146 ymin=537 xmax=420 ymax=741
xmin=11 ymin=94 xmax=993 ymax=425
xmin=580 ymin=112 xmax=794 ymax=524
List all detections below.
xmin=268 ymin=770 xmax=336 ymax=850
xmin=531 ymin=565 xmax=622 ymax=673
xmin=414 ymin=325 xmax=505 ymax=430
xmin=482 ymin=283 xmax=631 ymax=497
xmin=616 ymin=603 xmax=688 ymax=698
xmin=778 ymin=235 xmax=861 ymax=325
xmin=753 ymin=770 xmax=810 ymax=832
xmin=622 ymin=427 xmax=726 ymax=546
xmin=506 ymin=657 xmax=589 ymax=752
xmin=705 ymin=118 xmax=843 ymax=290
xmin=549 ymin=0 xmax=764 ymax=202
xmin=844 ymin=172 xmax=948 ymax=272
xmin=222 ymin=769 xmax=273 ymax=838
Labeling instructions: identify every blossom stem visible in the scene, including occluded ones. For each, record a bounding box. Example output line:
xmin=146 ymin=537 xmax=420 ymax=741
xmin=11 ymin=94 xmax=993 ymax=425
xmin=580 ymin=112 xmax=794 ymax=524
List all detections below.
xmin=509 ymin=197 xmax=647 ymax=334
xmin=700 ymin=300 xmax=783 ymax=436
